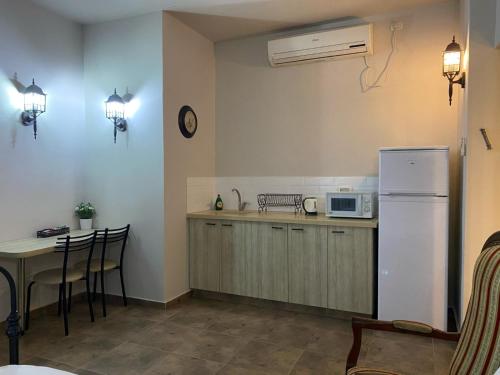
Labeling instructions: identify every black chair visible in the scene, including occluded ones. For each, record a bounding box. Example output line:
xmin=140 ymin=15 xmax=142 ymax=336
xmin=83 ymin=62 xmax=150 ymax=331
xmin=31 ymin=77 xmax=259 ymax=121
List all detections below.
xmin=0 ymin=266 xmax=20 ymax=364
xmin=25 ymin=231 xmax=98 ymax=336
xmin=75 ymin=225 xmax=130 ymax=317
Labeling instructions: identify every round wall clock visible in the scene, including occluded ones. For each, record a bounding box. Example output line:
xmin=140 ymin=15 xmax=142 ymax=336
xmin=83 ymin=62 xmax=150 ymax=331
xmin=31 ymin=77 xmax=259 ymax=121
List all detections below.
xmin=178 ymin=105 xmax=197 ymax=138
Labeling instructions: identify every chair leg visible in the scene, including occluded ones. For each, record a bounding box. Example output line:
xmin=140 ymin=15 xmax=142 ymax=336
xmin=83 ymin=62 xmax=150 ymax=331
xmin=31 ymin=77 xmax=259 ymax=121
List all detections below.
xmin=101 ymin=271 xmax=107 ymax=317
xmin=93 ymin=272 xmax=97 ymax=301
xmin=68 ymin=282 xmax=72 ymax=313
xmin=62 ymin=283 xmax=69 ymax=336
xmin=25 ymin=282 xmax=35 ymax=331
xmin=119 ymin=267 xmax=127 ymax=307
xmin=57 ymin=283 xmax=62 ymax=317
xmin=85 ymin=277 xmax=95 ymax=323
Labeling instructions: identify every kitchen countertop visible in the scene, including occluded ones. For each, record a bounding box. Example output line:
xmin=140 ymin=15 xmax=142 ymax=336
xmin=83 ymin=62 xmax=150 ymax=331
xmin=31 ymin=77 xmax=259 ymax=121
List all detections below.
xmin=187 ymin=210 xmax=378 ymax=228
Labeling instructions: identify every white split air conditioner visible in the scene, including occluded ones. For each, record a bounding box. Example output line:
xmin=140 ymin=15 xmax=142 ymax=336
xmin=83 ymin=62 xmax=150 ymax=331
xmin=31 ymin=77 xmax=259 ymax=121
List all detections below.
xmin=268 ymin=24 xmax=373 ymax=67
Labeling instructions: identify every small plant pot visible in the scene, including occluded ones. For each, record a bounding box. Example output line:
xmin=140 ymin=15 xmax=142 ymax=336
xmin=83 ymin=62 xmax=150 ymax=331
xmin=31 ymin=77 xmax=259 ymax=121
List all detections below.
xmin=80 ymin=219 xmax=93 ymax=230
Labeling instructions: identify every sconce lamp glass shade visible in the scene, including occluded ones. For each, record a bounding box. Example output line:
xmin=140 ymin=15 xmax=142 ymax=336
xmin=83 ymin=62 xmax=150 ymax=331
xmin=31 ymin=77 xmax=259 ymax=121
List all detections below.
xmin=105 ymin=88 xmax=128 ymax=143
xmin=443 ymin=36 xmax=462 ymax=78
xmin=105 ymin=89 xmax=125 ymax=120
xmin=23 ymin=79 xmax=46 ymax=115
xmin=442 ymin=36 xmax=465 ymax=106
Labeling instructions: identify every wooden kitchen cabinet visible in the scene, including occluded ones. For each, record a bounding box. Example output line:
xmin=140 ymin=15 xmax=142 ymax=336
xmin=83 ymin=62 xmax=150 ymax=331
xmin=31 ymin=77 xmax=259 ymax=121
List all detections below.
xmin=327 ymin=226 xmax=373 ymax=314
xmin=221 ymin=221 xmax=288 ymax=301
xmin=189 ymin=219 xmax=220 ymax=292
xmin=258 ymin=223 xmax=288 ymax=302
xmin=288 ymin=224 xmax=328 ymax=308
xmin=188 ymin=211 xmax=376 ymax=315
xmin=220 ymin=221 xmax=257 ymax=297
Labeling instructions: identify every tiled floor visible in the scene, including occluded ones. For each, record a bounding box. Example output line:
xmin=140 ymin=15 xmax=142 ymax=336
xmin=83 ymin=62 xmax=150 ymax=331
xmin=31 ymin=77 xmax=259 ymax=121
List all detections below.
xmin=0 ymin=297 xmax=456 ymax=374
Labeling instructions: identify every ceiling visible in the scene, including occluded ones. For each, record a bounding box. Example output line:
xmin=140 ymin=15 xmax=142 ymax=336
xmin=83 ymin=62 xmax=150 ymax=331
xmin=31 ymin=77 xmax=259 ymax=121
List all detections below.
xmin=30 ymin=0 xmax=451 ymax=41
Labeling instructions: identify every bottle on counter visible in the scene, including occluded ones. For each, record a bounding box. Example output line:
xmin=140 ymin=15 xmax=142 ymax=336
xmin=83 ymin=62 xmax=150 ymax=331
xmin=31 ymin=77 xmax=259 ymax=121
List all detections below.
xmin=215 ymin=194 xmax=223 ymax=211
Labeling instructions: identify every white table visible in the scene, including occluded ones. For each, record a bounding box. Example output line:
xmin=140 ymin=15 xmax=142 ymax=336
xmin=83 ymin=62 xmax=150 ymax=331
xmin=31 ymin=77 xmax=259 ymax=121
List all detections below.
xmin=0 ymin=365 xmax=75 ymax=374
xmin=0 ymin=230 xmax=93 ymax=330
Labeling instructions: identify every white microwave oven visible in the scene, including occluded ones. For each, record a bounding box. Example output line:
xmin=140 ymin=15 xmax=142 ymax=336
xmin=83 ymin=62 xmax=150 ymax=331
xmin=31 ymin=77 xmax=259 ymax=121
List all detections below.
xmin=325 ymin=192 xmax=377 ymax=218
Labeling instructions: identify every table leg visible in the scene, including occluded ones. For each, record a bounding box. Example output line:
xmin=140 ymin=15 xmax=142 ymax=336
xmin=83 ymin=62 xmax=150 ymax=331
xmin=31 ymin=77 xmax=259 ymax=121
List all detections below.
xmin=17 ymin=258 xmax=25 ymax=332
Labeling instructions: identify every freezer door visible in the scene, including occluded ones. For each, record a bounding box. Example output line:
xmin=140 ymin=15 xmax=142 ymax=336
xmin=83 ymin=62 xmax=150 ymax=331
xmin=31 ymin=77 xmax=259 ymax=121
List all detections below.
xmin=379 ymin=149 xmax=449 ymax=196
xmin=378 ymin=194 xmax=448 ymax=330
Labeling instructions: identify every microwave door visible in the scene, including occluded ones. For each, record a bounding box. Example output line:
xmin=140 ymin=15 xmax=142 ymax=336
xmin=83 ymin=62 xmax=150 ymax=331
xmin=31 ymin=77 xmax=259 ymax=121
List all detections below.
xmin=331 ymin=196 xmax=360 ymax=217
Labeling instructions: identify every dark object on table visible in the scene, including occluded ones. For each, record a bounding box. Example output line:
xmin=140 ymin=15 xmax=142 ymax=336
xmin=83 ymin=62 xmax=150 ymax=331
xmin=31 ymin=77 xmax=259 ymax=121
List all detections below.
xmin=257 ymin=193 xmax=303 ymax=213
xmin=36 ymin=225 xmax=70 ymax=238
xmin=0 ymin=266 xmax=20 ymax=364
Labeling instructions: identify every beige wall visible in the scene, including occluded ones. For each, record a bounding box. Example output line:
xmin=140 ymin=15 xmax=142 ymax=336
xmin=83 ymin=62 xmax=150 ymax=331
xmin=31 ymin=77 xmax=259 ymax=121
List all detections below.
xmin=163 ymin=13 xmax=216 ymax=301
xmin=215 ymin=1 xmax=462 ymax=309
xmin=461 ymin=0 xmax=500 ymax=319
xmin=215 ymin=2 xmax=460 ymax=178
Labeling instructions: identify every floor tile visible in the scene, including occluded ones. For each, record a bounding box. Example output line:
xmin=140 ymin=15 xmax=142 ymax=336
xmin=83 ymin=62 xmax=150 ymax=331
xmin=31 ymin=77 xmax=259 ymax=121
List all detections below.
xmin=143 ymin=352 xmax=224 ymax=375
xmin=228 ymin=340 xmax=303 ymax=375
xmin=82 ymin=342 xmax=166 ymax=375
xmin=290 ymin=350 xmax=345 ymax=375
xmin=173 ymin=330 xmax=248 ymax=364
xmin=130 ymin=321 xmax=201 ymax=353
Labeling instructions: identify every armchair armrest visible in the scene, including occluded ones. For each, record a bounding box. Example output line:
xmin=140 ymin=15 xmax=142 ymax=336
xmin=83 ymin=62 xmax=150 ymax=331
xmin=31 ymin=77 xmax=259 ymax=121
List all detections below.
xmin=345 ymin=317 xmax=460 ymax=373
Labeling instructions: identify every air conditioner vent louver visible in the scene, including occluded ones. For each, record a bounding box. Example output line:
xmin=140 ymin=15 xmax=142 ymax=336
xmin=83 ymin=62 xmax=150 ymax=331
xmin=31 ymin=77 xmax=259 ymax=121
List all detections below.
xmin=268 ymin=24 xmax=373 ymax=67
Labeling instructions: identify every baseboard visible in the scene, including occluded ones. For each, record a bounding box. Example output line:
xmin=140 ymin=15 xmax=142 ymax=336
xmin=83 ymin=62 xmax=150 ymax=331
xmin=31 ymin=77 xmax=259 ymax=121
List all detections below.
xmin=25 ymin=292 xmax=168 ymax=319
xmin=166 ymin=290 xmax=193 ymax=308
xmin=192 ymin=290 xmax=371 ymax=321
xmin=94 ymin=293 xmax=167 ymax=309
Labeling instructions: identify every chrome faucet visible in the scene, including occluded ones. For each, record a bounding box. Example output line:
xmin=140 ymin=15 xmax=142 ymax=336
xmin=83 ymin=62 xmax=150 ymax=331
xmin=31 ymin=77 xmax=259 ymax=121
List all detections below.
xmin=232 ymin=188 xmax=248 ymax=211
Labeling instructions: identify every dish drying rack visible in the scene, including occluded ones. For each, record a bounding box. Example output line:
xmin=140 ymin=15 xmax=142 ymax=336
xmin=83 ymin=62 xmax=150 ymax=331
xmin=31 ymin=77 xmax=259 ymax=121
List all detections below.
xmin=257 ymin=193 xmax=303 ymax=213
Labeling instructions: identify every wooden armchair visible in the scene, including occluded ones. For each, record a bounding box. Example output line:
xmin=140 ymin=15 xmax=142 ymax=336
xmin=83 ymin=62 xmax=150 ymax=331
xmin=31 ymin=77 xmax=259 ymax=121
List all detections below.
xmin=346 ymin=234 xmax=500 ymax=375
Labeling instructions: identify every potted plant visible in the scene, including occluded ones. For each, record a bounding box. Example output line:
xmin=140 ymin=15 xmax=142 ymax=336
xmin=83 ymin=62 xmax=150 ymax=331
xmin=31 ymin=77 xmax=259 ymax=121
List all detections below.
xmin=75 ymin=202 xmax=96 ymax=230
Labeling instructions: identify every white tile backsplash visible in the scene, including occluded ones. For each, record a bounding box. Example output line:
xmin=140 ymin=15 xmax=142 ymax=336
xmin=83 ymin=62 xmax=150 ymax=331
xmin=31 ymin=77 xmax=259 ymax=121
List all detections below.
xmin=187 ymin=176 xmax=378 ymax=213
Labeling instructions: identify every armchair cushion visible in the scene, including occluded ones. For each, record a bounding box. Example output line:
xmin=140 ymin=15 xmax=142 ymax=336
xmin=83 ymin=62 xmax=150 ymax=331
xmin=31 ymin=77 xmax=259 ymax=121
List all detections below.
xmin=347 ymin=367 xmax=401 ymax=375
xmin=448 ymin=244 xmax=500 ymax=375
xmin=392 ymin=320 xmax=433 ymax=334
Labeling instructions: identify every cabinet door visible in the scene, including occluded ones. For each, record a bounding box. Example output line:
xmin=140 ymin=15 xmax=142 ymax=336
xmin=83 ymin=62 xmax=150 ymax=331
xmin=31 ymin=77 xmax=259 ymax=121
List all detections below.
xmin=220 ymin=221 xmax=258 ymax=296
xmin=288 ymin=225 xmax=328 ymax=307
xmin=258 ymin=223 xmax=288 ymax=302
xmin=328 ymin=226 xmax=373 ymax=314
xmin=189 ymin=219 xmax=220 ymax=291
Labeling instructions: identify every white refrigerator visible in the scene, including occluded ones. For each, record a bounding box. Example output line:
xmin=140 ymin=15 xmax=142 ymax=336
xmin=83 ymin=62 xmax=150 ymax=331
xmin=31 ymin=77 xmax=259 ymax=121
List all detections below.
xmin=378 ymin=146 xmax=449 ymax=330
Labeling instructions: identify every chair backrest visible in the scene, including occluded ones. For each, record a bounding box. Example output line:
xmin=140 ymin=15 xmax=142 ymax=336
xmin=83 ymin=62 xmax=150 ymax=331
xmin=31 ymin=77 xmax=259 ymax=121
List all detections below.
xmin=449 ymin=243 xmax=500 ymax=375
xmin=96 ymin=225 xmax=130 ymax=268
xmin=55 ymin=232 xmax=98 ymax=281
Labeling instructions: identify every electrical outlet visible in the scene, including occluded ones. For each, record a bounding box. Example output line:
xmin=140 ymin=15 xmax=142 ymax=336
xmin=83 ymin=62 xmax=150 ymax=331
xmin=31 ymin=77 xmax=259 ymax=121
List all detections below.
xmin=390 ymin=22 xmax=404 ymax=31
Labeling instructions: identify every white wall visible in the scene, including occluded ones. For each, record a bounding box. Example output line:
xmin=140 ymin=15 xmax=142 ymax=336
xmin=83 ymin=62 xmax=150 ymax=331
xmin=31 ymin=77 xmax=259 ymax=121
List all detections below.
xmin=163 ymin=13 xmax=216 ymax=302
xmin=0 ymin=0 xmax=84 ymax=316
xmin=83 ymin=13 xmax=165 ymax=302
xmin=460 ymin=0 xmax=500 ymax=319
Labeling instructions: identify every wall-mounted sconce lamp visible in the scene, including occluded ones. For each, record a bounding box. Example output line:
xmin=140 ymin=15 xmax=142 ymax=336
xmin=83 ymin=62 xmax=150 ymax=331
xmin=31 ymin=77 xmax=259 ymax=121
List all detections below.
xmin=21 ymin=79 xmax=46 ymax=139
xmin=443 ymin=36 xmax=466 ymax=106
xmin=105 ymin=89 xmax=127 ymax=143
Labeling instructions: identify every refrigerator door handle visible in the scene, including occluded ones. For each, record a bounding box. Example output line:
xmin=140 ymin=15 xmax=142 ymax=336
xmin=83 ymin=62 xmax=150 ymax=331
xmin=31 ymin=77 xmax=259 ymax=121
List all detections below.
xmin=383 ymin=192 xmax=448 ymax=197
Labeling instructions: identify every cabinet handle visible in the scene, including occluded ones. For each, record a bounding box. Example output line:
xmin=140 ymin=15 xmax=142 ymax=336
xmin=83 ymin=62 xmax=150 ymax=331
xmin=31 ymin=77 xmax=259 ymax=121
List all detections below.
xmin=291 ymin=228 xmax=304 ymax=231
xmin=331 ymin=230 xmax=345 ymax=234
xmin=205 ymin=223 xmax=217 ymax=226
xmin=222 ymin=224 xmax=233 ymax=227
xmin=272 ymin=226 xmax=283 ymax=230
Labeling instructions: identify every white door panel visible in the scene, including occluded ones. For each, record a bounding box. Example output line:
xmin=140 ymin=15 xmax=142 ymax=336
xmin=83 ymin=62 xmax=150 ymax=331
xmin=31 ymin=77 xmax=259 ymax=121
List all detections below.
xmin=378 ymin=196 xmax=448 ymax=330
xmin=379 ymin=149 xmax=449 ymax=196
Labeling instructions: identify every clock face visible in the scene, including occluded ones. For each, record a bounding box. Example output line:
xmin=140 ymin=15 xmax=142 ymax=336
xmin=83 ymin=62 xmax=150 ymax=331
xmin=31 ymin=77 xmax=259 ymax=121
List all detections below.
xmin=179 ymin=105 xmax=197 ymax=138
xmin=184 ymin=111 xmax=197 ymax=133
